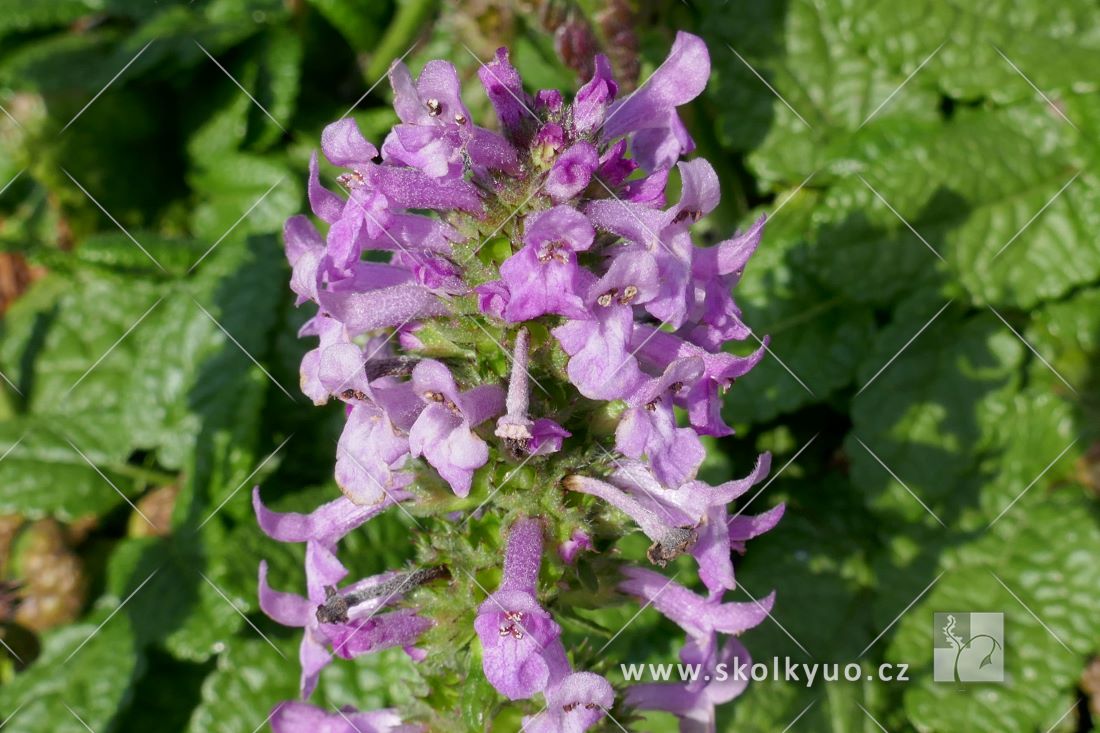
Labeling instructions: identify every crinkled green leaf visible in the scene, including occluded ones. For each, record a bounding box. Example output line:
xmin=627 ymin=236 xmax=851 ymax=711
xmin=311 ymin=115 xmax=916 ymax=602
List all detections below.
xmin=0 ymin=617 xmax=142 ymax=733
xmin=848 ymin=297 xmax=1024 ymax=527
xmin=701 ymin=0 xmax=940 ymax=186
xmin=105 ymin=518 xmax=244 ymax=662
xmin=854 ymin=0 xmax=1100 ymax=102
xmin=886 ymin=490 xmax=1100 ymax=733
xmin=188 ymin=154 xmax=301 ymax=244
xmin=724 ymin=195 xmax=876 ymax=424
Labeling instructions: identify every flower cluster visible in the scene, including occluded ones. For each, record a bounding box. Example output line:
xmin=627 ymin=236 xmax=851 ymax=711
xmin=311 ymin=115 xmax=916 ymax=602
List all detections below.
xmin=257 ymin=31 xmax=783 ymax=732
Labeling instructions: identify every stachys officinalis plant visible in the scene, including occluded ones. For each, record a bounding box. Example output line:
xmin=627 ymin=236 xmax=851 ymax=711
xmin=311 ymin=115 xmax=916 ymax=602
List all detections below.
xmin=256 ymin=30 xmax=784 ymax=733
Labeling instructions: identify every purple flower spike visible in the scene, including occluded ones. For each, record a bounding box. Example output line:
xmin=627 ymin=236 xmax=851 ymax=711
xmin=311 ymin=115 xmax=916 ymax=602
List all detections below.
xmin=500 ymin=206 xmax=595 ymax=322
xmin=271 ymin=702 xmax=418 ymax=733
xmin=276 ymin=29 xmax=779 ymax=724
xmin=522 ymin=672 xmax=615 ymax=733
xmin=408 ymin=360 xmax=504 ymax=497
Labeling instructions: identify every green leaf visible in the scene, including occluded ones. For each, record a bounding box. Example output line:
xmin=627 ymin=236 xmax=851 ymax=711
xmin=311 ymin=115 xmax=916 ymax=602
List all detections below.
xmin=723 ymin=195 xmax=877 ymax=424
xmin=105 ymin=519 xmax=244 ymax=662
xmin=187 ymin=636 xmax=297 ymax=733
xmin=306 ymin=0 xmax=392 ymax=51
xmin=701 ymin=0 xmax=940 ymax=186
xmin=721 ymin=471 xmax=888 ymax=729
xmin=188 ymin=154 xmax=301 ymax=244
xmin=854 ymin=0 xmax=1100 ymax=103
xmin=1026 ymin=288 xmax=1100 ymax=391
xmin=886 ymin=490 xmax=1100 ymax=733
xmin=848 ymin=298 xmax=1024 ymax=527
xmin=0 ymin=0 xmax=93 ymax=34
xmin=0 ymin=617 xmax=142 ymax=733
xmin=0 ymin=413 xmax=137 ymax=520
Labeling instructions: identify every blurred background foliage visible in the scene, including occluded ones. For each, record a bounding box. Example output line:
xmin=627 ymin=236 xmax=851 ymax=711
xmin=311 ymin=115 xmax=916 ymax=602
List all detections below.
xmin=1 ymin=0 xmax=1099 ymax=731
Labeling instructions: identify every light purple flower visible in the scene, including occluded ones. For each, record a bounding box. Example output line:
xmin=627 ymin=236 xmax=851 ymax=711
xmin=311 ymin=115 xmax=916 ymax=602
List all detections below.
xmin=256 ymin=543 xmax=359 ymax=697
xmin=552 ymin=305 xmax=643 ymax=401
xmin=625 ymin=637 xmax=751 ymax=733
xmin=270 ymin=702 xmax=421 ymax=733
xmin=559 ymin=529 xmax=593 ymax=564
xmin=335 ymin=402 xmax=412 ymax=504
xmin=500 ymin=206 xmax=595 ymax=322
xmin=475 ymin=518 xmax=563 ymax=700
xmin=521 ymin=672 xmax=615 ymax=733
xmin=573 ymin=54 xmax=618 ymax=135
xmin=615 ymin=357 xmax=707 ymax=488
xmin=685 ymin=214 xmax=766 ymax=350
xmin=546 ymin=141 xmax=599 ymax=202
xmin=408 ymin=359 xmax=504 ymax=497
xmin=478 ymin=47 xmax=532 ymax=144
xmin=619 ymin=567 xmax=774 ymax=641
xmin=728 ymin=503 xmax=786 ymax=554
xmin=602 ymin=31 xmax=710 ymax=172
xmin=253 ymin=486 xmax=410 ymax=547
xmin=631 ymin=325 xmax=766 ymax=436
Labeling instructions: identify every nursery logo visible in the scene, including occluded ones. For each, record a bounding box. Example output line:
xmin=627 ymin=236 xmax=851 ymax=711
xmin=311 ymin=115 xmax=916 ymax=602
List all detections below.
xmin=933 ymin=612 xmax=1004 ymax=683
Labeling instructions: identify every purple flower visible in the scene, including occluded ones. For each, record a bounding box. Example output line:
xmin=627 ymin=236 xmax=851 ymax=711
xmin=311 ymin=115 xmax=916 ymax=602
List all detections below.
xmin=478 ymin=48 xmax=532 ymax=144
xmin=253 ymin=486 xmax=410 ymax=547
xmin=495 ymin=328 xmax=570 ymax=455
xmin=685 ymin=215 xmax=766 ymax=350
xmin=475 ymin=519 xmax=563 ymax=700
xmin=558 ymin=529 xmax=593 ymax=564
xmin=521 ymin=672 xmax=616 ymax=733
xmin=625 ymin=637 xmax=751 ymax=732
xmin=728 ymin=503 xmax=786 ymax=554
xmin=256 ymin=542 xmax=361 ymax=697
xmin=284 ymin=215 xmax=326 ymax=306
xmin=602 ymin=31 xmax=710 ymax=171
xmin=275 ymin=30 xmax=780 ymax=726
xmin=408 ymin=360 xmax=504 ymax=497
xmin=615 ymin=357 xmax=707 ymax=488
xmin=260 ymin=542 xmax=431 ymax=698
xmin=630 ymin=325 xmax=765 ymax=436
xmin=573 ymin=54 xmax=618 ymax=135
xmin=546 ymin=141 xmax=599 ymax=202
xmin=619 ymin=567 xmax=774 ymax=641
xmin=335 ymin=402 xmax=412 ymax=504
xmin=552 ymin=305 xmax=643 ymax=401
xmin=500 ymin=206 xmax=595 ymax=322
xmin=270 ymin=702 xmax=421 ymax=733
